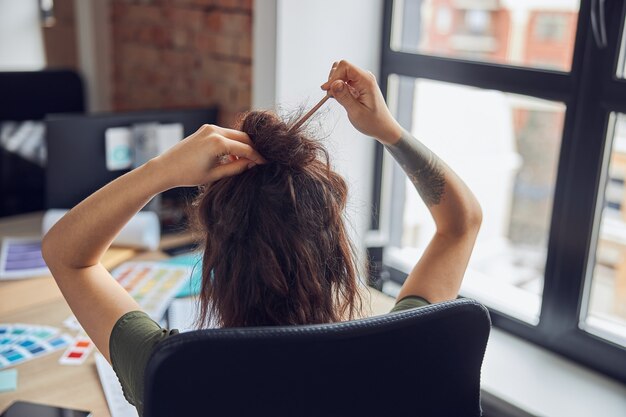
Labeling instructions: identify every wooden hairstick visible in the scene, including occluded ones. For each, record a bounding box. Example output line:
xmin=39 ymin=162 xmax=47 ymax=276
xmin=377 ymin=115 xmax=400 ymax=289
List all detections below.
xmin=289 ymin=94 xmax=331 ymax=132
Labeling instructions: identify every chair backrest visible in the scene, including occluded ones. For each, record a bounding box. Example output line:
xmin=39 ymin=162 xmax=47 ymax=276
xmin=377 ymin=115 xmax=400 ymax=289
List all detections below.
xmin=144 ymin=298 xmax=491 ymax=417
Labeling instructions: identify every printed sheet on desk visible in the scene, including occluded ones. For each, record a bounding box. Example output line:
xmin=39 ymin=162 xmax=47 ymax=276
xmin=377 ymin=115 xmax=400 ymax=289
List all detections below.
xmin=95 ymin=353 xmax=139 ymax=417
xmin=111 ymin=261 xmax=190 ymax=320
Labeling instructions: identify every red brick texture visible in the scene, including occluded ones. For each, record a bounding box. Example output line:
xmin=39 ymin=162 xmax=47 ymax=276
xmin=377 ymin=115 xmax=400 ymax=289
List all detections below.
xmin=110 ymin=0 xmax=252 ymax=127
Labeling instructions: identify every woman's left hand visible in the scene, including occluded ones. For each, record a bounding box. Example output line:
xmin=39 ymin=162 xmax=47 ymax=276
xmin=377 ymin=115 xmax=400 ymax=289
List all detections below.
xmin=152 ymin=124 xmax=266 ymax=189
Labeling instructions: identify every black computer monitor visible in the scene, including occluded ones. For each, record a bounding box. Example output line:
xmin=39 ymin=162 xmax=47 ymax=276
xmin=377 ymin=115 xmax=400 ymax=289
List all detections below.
xmin=45 ymin=108 xmax=218 ymax=230
xmin=0 ymin=69 xmax=85 ymax=217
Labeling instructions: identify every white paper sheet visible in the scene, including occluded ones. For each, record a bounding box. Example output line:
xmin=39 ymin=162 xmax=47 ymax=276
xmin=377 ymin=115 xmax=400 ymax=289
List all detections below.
xmin=95 ymin=353 xmax=139 ymax=417
xmin=167 ymin=297 xmax=198 ymax=332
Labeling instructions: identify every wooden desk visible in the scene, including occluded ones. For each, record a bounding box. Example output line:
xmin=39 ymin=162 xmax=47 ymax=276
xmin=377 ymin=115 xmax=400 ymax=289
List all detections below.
xmin=0 ymin=212 xmax=395 ymax=416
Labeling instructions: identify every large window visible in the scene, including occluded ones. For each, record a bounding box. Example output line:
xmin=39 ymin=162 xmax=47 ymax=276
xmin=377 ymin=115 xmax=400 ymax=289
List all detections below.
xmin=385 ymin=76 xmax=564 ymax=323
xmin=375 ymin=0 xmax=626 ymax=383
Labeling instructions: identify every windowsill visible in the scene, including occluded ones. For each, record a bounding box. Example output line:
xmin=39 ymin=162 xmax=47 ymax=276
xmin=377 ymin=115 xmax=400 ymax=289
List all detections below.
xmin=381 ymin=281 xmax=626 ymax=417
xmin=385 ymin=245 xmax=543 ymax=324
xmin=482 ymin=327 xmax=626 ymax=417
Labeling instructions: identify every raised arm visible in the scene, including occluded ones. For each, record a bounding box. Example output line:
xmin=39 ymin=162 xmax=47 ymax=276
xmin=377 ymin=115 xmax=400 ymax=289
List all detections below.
xmin=322 ymin=60 xmax=482 ymax=303
xmin=41 ymin=125 xmax=264 ymax=361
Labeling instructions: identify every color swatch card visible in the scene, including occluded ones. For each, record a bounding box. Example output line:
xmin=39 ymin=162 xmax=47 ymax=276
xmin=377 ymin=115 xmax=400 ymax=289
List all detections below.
xmin=0 ymin=324 xmax=72 ymax=369
xmin=0 ymin=237 xmax=50 ymax=280
xmin=111 ymin=261 xmax=190 ymax=320
xmin=0 ymin=368 xmax=18 ymax=392
xmin=59 ymin=336 xmax=94 ymax=365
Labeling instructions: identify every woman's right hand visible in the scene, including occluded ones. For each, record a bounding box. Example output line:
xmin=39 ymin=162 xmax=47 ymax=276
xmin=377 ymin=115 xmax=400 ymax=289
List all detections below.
xmin=321 ymin=60 xmax=403 ymax=145
xmin=152 ymin=124 xmax=265 ymax=190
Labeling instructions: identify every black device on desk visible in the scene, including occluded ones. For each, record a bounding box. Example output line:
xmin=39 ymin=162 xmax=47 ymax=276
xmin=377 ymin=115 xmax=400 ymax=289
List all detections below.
xmin=0 ymin=401 xmax=91 ymax=417
xmin=45 ymin=108 xmax=218 ymax=232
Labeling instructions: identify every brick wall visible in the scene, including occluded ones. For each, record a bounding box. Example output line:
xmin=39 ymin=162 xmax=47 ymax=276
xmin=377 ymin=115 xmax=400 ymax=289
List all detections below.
xmin=110 ymin=0 xmax=252 ymax=127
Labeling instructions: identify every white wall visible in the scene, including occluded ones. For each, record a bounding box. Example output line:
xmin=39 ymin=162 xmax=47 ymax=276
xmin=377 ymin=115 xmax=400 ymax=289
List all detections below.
xmin=253 ymin=0 xmax=384 ymax=256
xmin=74 ymin=0 xmax=112 ymax=112
xmin=252 ymin=0 xmax=278 ymax=110
xmin=0 ymin=0 xmax=45 ymax=70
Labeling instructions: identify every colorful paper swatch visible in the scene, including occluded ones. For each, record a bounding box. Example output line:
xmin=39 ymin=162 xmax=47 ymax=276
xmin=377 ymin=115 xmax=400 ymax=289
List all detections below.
xmin=111 ymin=261 xmax=190 ymax=320
xmin=0 ymin=324 xmax=72 ymax=369
xmin=59 ymin=336 xmax=94 ymax=365
xmin=0 ymin=368 xmax=18 ymax=392
xmin=0 ymin=237 xmax=50 ymax=280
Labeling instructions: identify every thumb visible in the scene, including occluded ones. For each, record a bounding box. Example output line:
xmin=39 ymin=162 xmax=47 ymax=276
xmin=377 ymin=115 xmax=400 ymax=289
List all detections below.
xmin=330 ymin=80 xmax=362 ymax=115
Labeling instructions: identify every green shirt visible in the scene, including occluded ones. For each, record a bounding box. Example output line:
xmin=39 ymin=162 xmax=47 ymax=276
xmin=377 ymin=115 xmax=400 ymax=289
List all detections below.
xmin=110 ymin=295 xmax=430 ymax=416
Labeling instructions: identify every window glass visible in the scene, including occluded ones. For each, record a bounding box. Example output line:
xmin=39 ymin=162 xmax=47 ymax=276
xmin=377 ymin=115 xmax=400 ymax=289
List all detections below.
xmin=583 ymin=113 xmax=626 ymax=347
xmin=618 ymin=18 xmax=626 ymax=78
xmin=391 ymin=0 xmax=580 ymax=72
xmin=385 ymin=76 xmax=565 ymax=323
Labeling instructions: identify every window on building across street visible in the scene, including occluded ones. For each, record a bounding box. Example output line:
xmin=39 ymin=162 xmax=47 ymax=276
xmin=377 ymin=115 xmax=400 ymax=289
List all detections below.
xmin=534 ymin=13 xmax=568 ymax=42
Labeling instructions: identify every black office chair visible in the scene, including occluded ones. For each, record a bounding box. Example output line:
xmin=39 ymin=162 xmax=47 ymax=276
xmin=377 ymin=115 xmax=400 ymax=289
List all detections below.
xmin=144 ymin=298 xmax=491 ymax=417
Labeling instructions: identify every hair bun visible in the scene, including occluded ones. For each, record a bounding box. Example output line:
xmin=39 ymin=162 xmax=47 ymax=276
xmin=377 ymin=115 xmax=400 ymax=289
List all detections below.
xmin=239 ymin=111 xmax=321 ymax=169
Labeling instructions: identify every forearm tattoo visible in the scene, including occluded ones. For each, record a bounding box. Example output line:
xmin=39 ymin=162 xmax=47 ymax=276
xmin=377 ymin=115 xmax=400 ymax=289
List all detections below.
xmin=385 ymin=129 xmax=446 ymax=207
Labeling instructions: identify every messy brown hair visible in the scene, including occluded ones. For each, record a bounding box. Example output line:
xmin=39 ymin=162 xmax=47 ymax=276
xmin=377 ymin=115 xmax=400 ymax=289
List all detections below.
xmin=192 ymin=111 xmax=362 ymax=328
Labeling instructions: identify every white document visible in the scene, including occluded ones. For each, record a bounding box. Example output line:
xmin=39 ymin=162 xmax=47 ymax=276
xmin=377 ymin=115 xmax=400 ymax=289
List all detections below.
xmin=105 ymin=127 xmax=133 ymax=171
xmin=132 ymin=123 xmax=160 ymax=168
xmin=95 ymin=353 xmax=139 ymax=417
xmin=167 ymin=297 xmax=198 ymax=332
xmin=155 ymin=123 xmax=184 ymax=154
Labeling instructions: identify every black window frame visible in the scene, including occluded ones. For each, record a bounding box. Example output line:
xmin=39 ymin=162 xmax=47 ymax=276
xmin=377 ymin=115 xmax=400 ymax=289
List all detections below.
xmin=373 ymin=0 xmax=626 ymax=383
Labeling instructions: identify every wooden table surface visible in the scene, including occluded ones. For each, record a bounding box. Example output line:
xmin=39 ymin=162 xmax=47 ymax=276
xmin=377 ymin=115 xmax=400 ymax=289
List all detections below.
xmin=0 ymin=212 xmax=396 ymax=416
